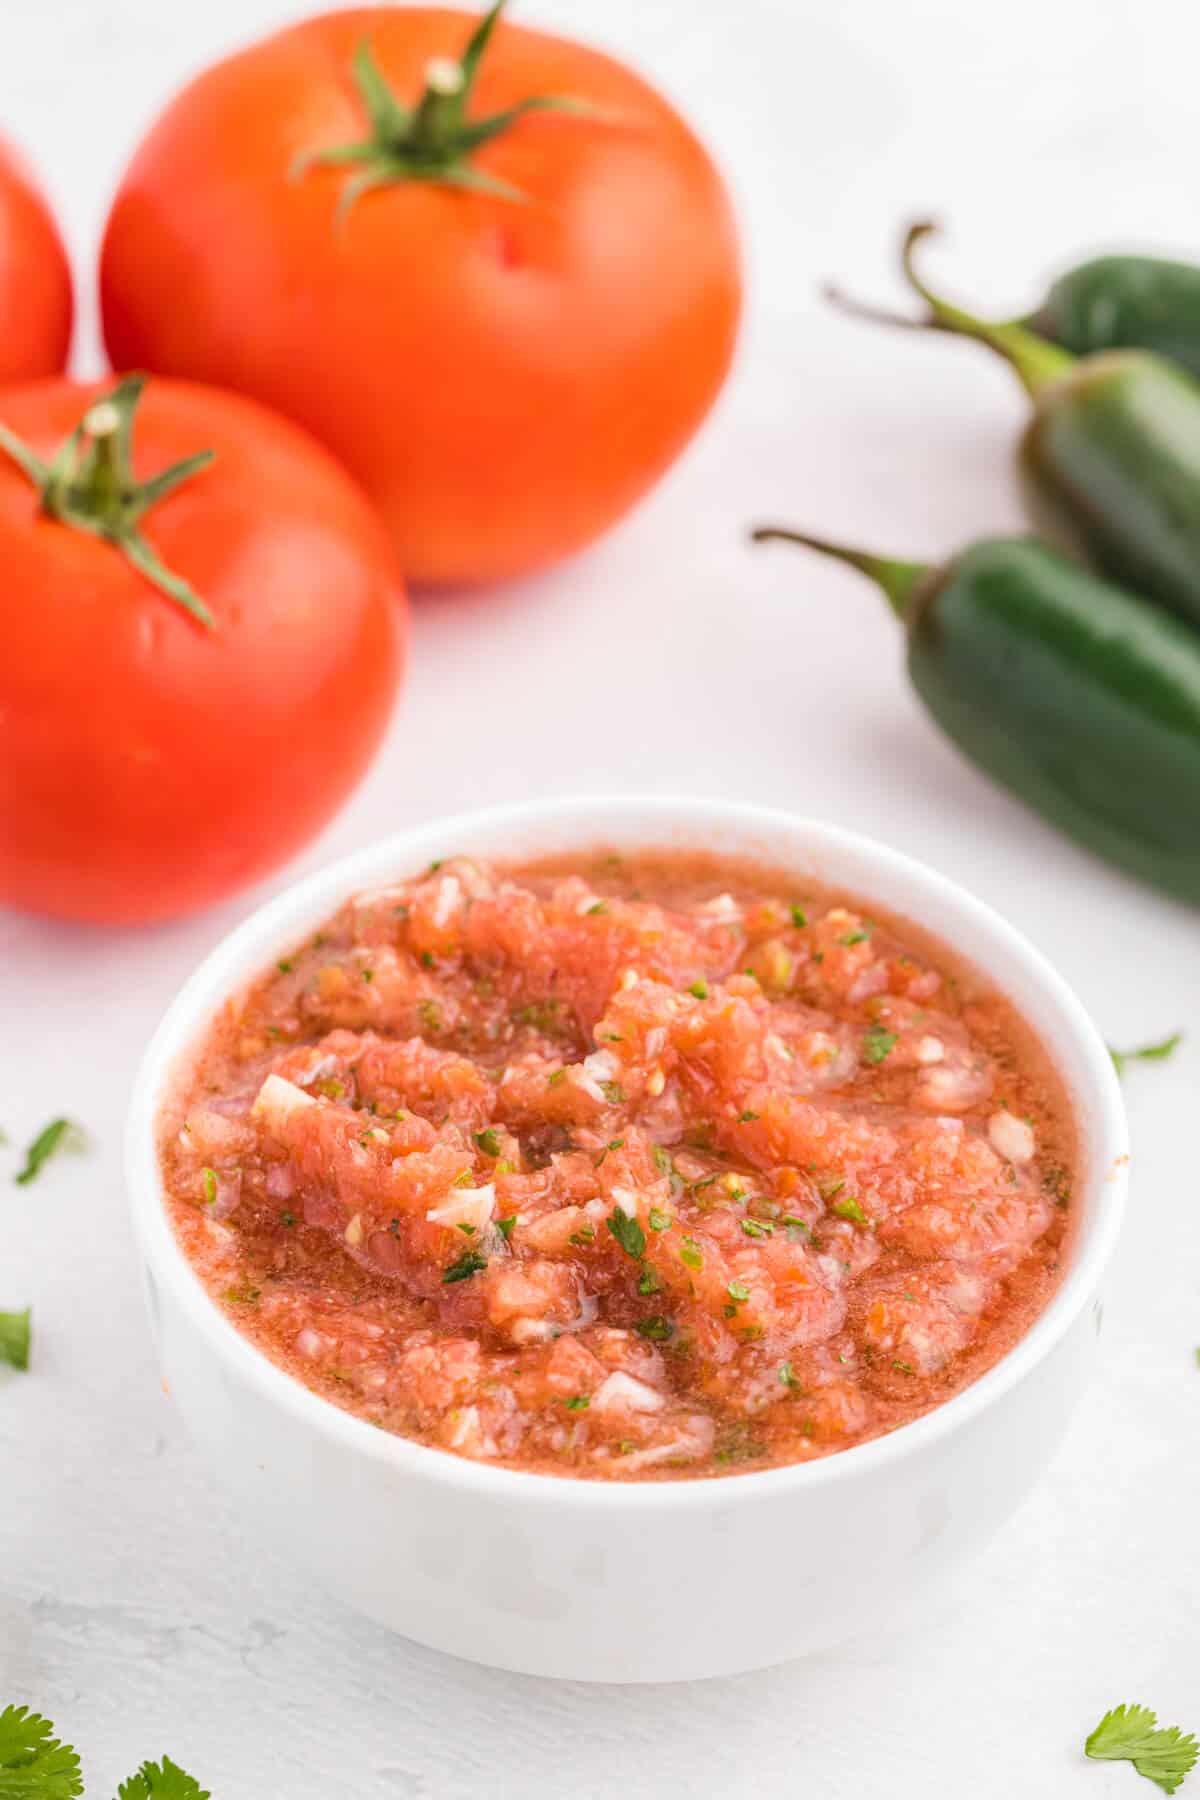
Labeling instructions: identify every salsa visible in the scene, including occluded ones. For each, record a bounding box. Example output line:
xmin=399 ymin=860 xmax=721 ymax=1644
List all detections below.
xmin=159 ymin=850 xmax=1077 ymax=1480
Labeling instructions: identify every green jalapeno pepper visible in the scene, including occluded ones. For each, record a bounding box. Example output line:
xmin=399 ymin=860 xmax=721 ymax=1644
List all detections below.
xmin=751 ymin=523 xmax=1200 ymax=905
xmin=1024 ymin=253 xmax=1200 ymax=378
xmin=832 ymin=222 xmax=1200 ymax=632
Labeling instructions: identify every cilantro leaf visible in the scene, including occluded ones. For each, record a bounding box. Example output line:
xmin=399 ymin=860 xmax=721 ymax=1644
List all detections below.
xmin=442 ymin=1250 xmax=487 ymax=1284
xmin=606 ymin=1209 xmax=645 ymax=1260
xmin=14 ymin=1119 xmax=86 ymax=1187
xmin=117 ymin=1756 xmax=210 ymax=1800
xmin=0 ymin=1309 xmax=31 ymax=1372
xmin=1086 ymin=1703 xmax=1198 ymax=1794
xmin=862 ymin=1026 xmax=898 ymax=1065
xmin=0 ymin=1704 xmax=82 ymax=1797
xmin=1110 ymin=1034 xmax=1182 ymax=1078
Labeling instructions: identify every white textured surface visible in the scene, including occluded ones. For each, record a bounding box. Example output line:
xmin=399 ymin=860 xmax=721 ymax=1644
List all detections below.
xmin=2 ymin=0 xmax=1198 ymax=1793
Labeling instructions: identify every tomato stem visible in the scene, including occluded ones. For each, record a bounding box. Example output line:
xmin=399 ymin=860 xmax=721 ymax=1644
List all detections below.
xmin=0 ymin=374 xmax=216 ymax=629
xmin=292 ymin=0 xmax=600 ymax=215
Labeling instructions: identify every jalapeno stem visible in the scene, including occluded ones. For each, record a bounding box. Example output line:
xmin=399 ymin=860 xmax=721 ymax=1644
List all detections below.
xmin=826 ymin=224 xmax=1077 ymax=398
xmin=899 ymin=221 xmax=1076 ymax=398
xmin=750 ymin=525 xmax=927 ymax=620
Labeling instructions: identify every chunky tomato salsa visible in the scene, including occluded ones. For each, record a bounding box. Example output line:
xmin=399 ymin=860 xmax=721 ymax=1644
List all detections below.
xmin=159 ymin=850 xmax=1077 ymax=1480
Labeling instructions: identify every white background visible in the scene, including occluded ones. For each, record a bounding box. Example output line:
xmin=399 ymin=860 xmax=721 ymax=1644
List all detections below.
xmin=3 ymin=0 xmax=1199 ymax=1794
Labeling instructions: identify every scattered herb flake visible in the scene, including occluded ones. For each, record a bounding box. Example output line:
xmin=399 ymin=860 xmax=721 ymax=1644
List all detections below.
xmin=547 ymin=1069 xmax=567 ymax=1087
xmin=199 ymin=1167 xmax=218 ymax=1207
xmin=638 ymin=1266 xmax=662 ymax=1295
xmin=688 ymin=980 xmax=709 ymax=999
xmin=14 ymin=1118 xmax=86 ymax=1187
xmin=280 ymin=1210 xmax=297 ymax=1228
xmin=741 ymin=1218 xmax=773 ymax=1238
xmin=1085 ymin=1704 xmax=1198 ymax=1794
xmin=599 ymin=1080 xmax=625 ymax=1105
xmin=648 ymin=1207 xmax=671 ymax=1231
xmin=562 ymin=1395 xmax=590 ymax=1411
xmin=636 ymin=1315 xmax=674 ymax=1341
xmin=738 ymin=1110 xmax=760 ymax=1123
xmin=474 ymin=1128 xmax=501 ymax=1157
xmin=1110 ymin=1033 xmax=1182 ymax=1078
xmin=779 ymin=1360 xmax=801 ymax=1390
xmin=221 ymin=1284 xmax=261 ymax=1306
xmin=832 ymin=1195 xmax=870 ymax=1226
xmin=276 ymin=959 xmax=293 ymax=974
xmin=586 ymin=901 xmax=608 ymax=916
xmin=595 ymin=1137 xmax=625 ymax=1167
xmin=790 ymin=905 xmax=808 ymax=928
xmin=679 ymin=1237 xmax=703 ymax=1270
xmin=0 ymin=1308 xmax=32 ymax=1372
xmin=862 ymin=1026 xmax=898 ymax=1065
xmin=606 ymin=1209 xmax=645 ymax=1260
xmin=726 ymin=1280 xmax=750 ymax=1304
xmin=839 ymin=929 xmax=869 ymax=947
xmin=442 ymin=1250 xmax=487 ymax=1284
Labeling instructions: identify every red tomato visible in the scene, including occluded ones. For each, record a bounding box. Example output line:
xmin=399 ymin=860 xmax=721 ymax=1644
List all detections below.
xmin=0 ymin=135 xmax=73 ymax=382
xmin=99 ymin=6 xmax=741 ymax=589
xmin=0 ymin=378 xmax=405 ymax=925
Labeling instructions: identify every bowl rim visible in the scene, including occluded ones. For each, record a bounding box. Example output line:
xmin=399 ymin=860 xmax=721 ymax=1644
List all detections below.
xmin=125 ymin=794 xmax=1129 ymax=1512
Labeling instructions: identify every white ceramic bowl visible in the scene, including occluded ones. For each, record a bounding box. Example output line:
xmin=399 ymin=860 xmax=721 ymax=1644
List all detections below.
xmin=126 ymin=797 xmax=1128 ymax=1683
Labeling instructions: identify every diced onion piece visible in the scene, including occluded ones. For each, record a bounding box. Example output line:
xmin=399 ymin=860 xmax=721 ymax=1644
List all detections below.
xmin=353 ymin=884 xmax=407 ymax=909
xmin=427 ymin=1183 xmax=496 ymax=1233
xmin=611 ymin=1187 xmax=639 ymax=1218
xmin=592 ymin=1371 xmax=665 ymax=1414
xmin=915 ymin=1036 xmax=945 ymax=1065
xmin=618 ymin=1415 xmax=715 ymax=1470
xmin=988 ymin=1111 xmax=1036 ymax=1164
xmin=574 ymin=1048 xmax=618 ymax=1103
xmin=698 ymin=893 xmax=741 ymax=920
xmin=509 ymin=1318 xmax=556 ymax=1345
xmin=251 ymin=1074 xmax=316 ymax=1125
xmin=445 ymin=1406 xmax=481 ymax=1448
xmin=345 ymin=1213 xmax=364 ymax=1247
xmin=431 ymin=874 xmax=462 ymax=927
